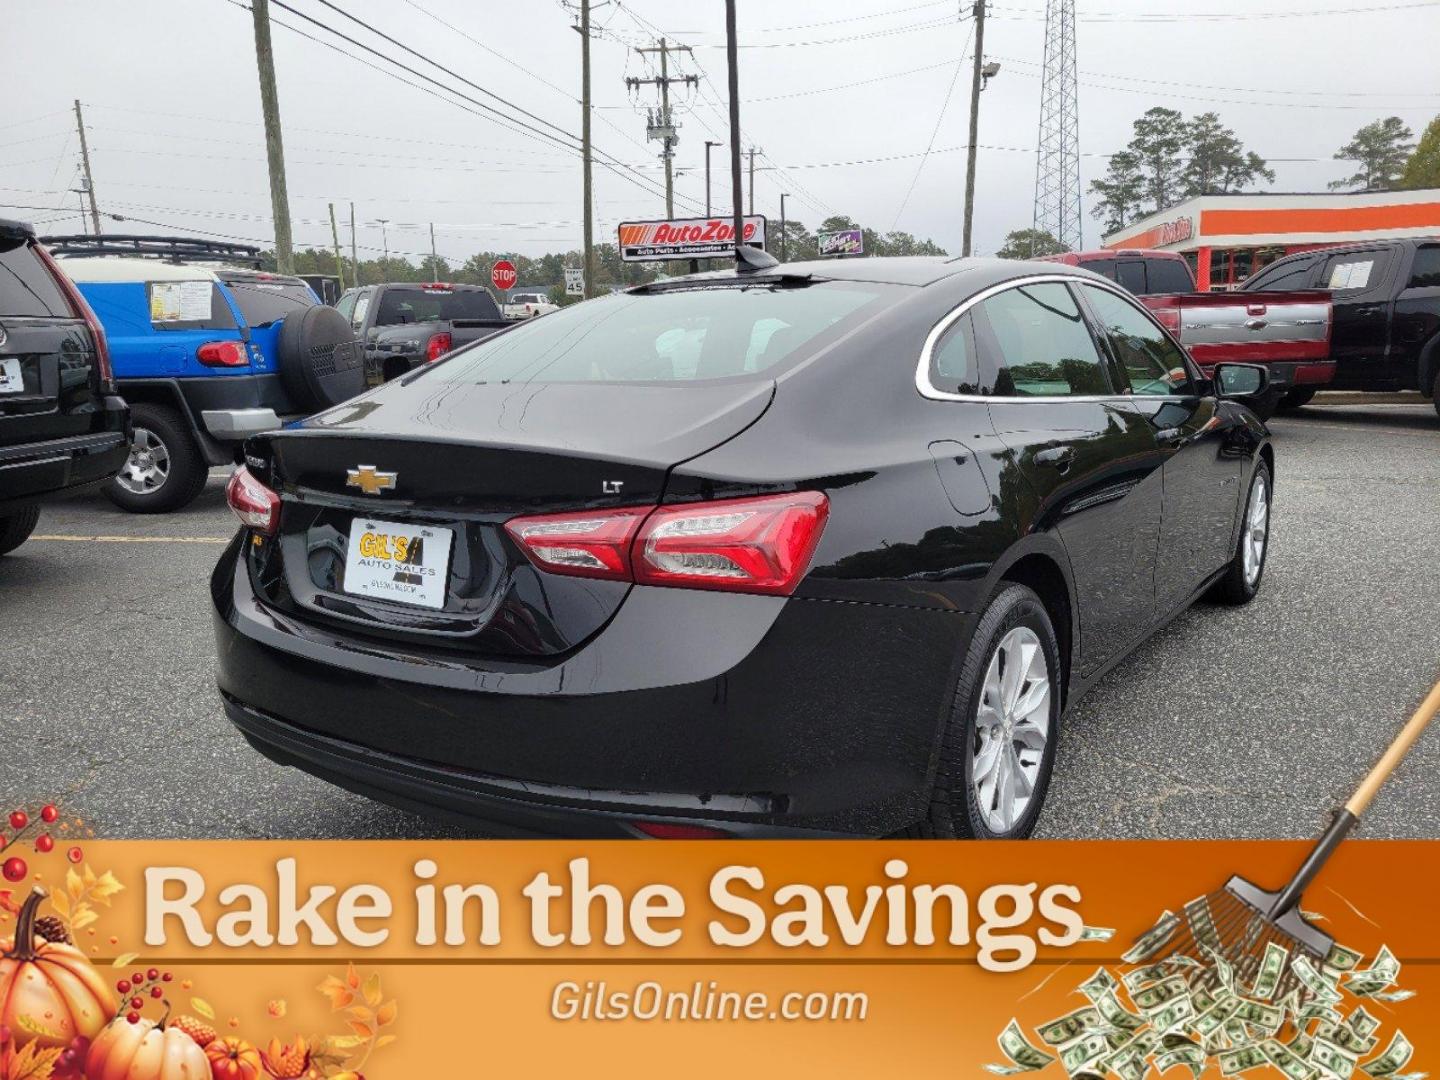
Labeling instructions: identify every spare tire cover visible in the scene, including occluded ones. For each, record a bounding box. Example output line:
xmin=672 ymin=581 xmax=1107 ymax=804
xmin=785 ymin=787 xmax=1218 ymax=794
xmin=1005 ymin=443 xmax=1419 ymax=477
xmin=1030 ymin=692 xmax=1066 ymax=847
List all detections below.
xmin=276 ymin=305 xmax=365 ymax=413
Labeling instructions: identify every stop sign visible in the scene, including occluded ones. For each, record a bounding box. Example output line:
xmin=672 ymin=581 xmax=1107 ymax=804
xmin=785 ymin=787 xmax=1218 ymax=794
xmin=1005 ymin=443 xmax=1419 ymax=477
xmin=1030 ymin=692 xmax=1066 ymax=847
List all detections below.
xmin=491 ymin=260 xmax=517 ymax=291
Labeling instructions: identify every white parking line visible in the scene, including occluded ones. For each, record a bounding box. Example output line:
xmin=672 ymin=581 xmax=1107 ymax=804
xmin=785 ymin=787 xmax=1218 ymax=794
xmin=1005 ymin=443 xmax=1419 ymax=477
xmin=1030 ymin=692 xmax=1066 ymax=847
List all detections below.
xmin=29 ymin=534 xmax=231 ymax=544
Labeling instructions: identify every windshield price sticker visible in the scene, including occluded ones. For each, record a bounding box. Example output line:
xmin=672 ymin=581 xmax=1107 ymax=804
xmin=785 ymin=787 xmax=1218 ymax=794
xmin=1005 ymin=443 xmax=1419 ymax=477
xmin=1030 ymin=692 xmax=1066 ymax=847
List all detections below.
xmin=149 ymin=280 xmax=213 ymax=323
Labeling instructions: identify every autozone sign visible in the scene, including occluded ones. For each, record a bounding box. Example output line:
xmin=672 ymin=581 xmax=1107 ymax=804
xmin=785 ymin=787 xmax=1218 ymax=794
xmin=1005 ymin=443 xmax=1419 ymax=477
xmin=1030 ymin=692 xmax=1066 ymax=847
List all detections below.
xmin=1156 ymin=217 xmax=1194 ymax=245
xmin=617 ymin=215 xmax=767 ymax=262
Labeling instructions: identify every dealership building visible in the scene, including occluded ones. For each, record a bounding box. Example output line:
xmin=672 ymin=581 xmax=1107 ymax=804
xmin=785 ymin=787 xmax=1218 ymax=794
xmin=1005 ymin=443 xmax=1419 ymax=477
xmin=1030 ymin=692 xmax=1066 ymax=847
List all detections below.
xmin=1101 ymin=188 xmax=1440 ymax=290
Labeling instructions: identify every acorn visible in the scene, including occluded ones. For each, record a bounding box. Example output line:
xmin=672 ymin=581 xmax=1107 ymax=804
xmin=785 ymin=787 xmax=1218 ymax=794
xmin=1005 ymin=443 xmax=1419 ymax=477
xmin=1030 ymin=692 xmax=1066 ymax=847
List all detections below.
xmin=33 ymin=914 xmax=71 ymax=944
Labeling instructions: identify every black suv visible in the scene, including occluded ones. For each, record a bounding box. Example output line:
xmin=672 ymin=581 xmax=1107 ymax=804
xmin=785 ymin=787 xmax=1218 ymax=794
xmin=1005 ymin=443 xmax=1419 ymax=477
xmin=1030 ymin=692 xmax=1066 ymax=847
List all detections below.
xmin=0 ymin=220 xmax=129 ymax=555
xmin=1243 ymin=237 xmax=1440 ymax=415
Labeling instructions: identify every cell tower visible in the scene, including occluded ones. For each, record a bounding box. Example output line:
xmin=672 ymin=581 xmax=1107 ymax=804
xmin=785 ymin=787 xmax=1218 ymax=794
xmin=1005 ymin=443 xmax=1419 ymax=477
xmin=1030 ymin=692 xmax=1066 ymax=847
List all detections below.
xmin=1033 ymin=0 xmax=1082 ymax=251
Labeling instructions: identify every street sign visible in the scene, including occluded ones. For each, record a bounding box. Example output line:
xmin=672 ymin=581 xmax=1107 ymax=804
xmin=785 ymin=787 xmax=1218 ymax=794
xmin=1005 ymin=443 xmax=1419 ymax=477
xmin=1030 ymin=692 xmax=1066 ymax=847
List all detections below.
xmin=563 ymin=267 xmax=584 ymax=296
xmin=491 ymin=260 xmax=517 ymax=291
xmin=617 ymin=215 xmax=766 ymax=262
xmin=818 ymin=229 xmax=863 ymax=257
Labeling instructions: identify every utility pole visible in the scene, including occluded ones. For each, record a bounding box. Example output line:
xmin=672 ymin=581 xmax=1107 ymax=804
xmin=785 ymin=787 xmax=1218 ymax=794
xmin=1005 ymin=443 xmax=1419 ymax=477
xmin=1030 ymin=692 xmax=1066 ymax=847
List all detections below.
xmin=376 ymin=219 xmax=390 ymax=266
xmin=576 ymin=0 xmax=596 ymax=298
xmin=72 ymin=100 xmax=101 ymax=236
xmin=962 ymin=0 xmax=988 ymax=258
xmin=429 ymin=223 xmax=438 ymax=282
xmin=725 ymin=0 xmax=744 ymax=249
xmin=747 ymin=146 xmax=758 ymax=215
xmin=349 ymin=202 xmax=359 ymax=284
xmin=779 ymin=193 xmax=788 ymax=262
xmin=250 ymin=0 xmax=295 ymax=274
xmin=626 ymin=38 xmax=697 ymax=218
xmin=704 ymin=140 xmax=721 ymax=216
xmin=328 ymin=203 xmax=345 ymax=290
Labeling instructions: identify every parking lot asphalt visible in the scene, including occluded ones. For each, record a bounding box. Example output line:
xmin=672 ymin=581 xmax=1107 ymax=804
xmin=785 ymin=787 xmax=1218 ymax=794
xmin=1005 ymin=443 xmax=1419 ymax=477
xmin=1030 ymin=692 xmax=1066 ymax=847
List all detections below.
xmin=3 ymin=402 xmax=1438 ymax=841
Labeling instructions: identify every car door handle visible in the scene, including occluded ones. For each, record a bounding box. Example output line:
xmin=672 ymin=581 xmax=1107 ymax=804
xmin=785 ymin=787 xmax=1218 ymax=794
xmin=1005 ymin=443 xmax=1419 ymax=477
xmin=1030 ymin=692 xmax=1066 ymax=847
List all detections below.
xmin=1035 ymin=446 xmax=1077 ymax=471
xmin=1155 ymin=427 xmax=1186 ymax=447
xmin=1244 ymin=318 xmax=1267 ymax=330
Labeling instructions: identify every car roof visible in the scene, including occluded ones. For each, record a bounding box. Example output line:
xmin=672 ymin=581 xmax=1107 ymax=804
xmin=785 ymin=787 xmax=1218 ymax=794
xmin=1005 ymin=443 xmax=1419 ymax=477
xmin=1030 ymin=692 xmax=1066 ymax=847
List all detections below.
xmin=56 ymin=258 xmax=307 ymax=286
xmin=646 ymin=255 xmax=1112 ymax=291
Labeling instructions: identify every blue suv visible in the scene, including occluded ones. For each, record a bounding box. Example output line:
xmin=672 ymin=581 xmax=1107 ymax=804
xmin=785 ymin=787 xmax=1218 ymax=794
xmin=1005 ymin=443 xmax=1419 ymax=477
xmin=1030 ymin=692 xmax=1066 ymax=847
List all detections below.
xmin=49 ymin=236 xmax=363 ymax=512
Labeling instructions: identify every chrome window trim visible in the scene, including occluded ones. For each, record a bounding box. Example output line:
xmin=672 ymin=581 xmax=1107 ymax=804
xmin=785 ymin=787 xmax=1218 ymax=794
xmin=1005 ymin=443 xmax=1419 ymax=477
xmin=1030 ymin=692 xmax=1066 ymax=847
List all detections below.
xmin=914 ymin=272 xmax=1197 ymax=405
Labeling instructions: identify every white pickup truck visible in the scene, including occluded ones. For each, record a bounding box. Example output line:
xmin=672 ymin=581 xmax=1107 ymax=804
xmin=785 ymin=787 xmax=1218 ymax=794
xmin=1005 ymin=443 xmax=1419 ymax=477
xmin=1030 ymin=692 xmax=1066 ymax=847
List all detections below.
xmin=502 ymin=291 xmax=558 ymax=320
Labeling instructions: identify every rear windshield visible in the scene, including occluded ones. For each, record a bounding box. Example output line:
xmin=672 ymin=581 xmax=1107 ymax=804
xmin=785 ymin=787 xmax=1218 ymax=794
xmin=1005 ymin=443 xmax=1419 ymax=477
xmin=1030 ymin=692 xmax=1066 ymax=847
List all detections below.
xmin=220 ymin=275 xmax=316 ymax=327
xmin=432 ymin=281 xmax=889 ymax=384
xmin=0 ymin=240 xmax=72 ymax=317
xmin=376 ymin=287 xmax=500 ymax=325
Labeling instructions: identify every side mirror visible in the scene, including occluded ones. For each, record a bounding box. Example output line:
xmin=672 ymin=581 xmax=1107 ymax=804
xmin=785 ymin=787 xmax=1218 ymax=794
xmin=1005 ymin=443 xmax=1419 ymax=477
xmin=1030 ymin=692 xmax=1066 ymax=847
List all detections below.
xmin=1214 ymin=362 xmax=1269 ymax=399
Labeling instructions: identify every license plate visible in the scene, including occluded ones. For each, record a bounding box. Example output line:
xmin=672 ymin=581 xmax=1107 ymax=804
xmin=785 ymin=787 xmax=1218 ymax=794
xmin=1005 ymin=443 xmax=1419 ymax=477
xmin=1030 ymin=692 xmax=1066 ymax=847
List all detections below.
xmin=343 ymin=517 xmax=454 ymax=610
xmin=0 ymin=358 xmax=22 ymax=394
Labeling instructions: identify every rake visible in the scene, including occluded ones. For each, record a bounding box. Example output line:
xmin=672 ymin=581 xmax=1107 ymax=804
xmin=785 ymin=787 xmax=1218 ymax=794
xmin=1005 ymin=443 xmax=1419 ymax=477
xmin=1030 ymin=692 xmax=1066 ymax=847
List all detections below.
xmin=1128 ymin=677 xmax=1440 ymax=1004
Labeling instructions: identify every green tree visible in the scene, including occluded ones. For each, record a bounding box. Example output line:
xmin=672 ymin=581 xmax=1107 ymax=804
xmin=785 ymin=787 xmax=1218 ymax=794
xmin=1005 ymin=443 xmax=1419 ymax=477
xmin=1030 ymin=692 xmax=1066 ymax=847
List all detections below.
xmin=1401 ymin=114 xmax=1440 ymax=189
xmin=995 ymin=229 xmax=1066 ymax=259
xmin=1330 ymin=117 xmax=1414 ymax=191
xmin=1129 ymin=107 xmax=1188 ymax=211
xmin=1089 ymin=150 xmax=1147 ymax=234
xmin=1183 ymin=112 xmax=1274 ymax=196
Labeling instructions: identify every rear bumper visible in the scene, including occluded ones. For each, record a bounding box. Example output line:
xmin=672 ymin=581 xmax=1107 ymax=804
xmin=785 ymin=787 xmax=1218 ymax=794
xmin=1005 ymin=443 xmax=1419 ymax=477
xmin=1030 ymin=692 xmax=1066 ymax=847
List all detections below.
xmin=201 ymin=407 xmax=283 ymax=440
xmin=211 ymin=535 xmax=970 ymax=837
xmin=0 ymin=415 xmax=128 ymax=511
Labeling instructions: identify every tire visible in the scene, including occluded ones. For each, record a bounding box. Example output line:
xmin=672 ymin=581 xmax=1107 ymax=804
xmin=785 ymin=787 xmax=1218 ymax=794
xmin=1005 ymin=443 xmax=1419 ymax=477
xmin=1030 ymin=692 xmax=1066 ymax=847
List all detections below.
xmin=916 ymin=583 xmax=1062 ymax=839
xmin=0 ymin=505 xmax=41 ymax=556
xmin=276 ymin=304 xmax=365 ymax=413
xmin=1276 ymin=387 xmax=1317 ymax=412
xmin=101 ymin=403 xmax=209 ymax=514
xmin=1210 ymin=461 xmax=1271 ymax=605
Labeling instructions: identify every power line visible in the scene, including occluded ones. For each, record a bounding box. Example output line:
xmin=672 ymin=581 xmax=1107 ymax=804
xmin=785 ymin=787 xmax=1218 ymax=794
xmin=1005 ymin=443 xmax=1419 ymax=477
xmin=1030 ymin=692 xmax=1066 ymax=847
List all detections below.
xmin=891 ymin=26 xmax=973 ymax=230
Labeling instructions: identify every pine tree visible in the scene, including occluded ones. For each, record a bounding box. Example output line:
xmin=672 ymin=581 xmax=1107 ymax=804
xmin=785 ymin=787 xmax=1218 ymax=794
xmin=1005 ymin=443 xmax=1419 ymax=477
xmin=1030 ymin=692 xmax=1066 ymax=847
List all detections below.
xmin=1330 ymin=117 xmax=1415 ymax=191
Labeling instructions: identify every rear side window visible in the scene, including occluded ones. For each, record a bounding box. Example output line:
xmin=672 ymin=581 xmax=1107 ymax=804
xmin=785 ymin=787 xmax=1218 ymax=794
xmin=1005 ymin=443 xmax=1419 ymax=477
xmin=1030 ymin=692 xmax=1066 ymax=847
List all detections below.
xmin=1407 ymin=246 xmax=1440 ymax=289
xmin=928 ymin=311 xmax=981 ymax=395
xmin=1245 ymin=256 xmax=1316 ymax=292
xmin=220 ymin=276 xmax=316 ymax=327
xmin=334 ymin=291 xmax=359 ymax=325
xmin=147 ymin=280 xmax=237 ymax=331
xmin=375 ymin=287 xmax=500 ymax=325
xmin=1115 ymin=260 xmax=1147 ymax=295
xmin=1081 ymin=257 xmax=1116 ymax=282
xmin=0 ymin=240 xmax=72 ymax=317
xmin=1080 ymin=284 xmax=1193 ymax=396
xmin=1146 ymin=258 xmax=1193 ymax=294
xmin=976 ymin=282 xmax=1111 ymax=397
xmin=433 ymin=282 xmax=889 ymax=385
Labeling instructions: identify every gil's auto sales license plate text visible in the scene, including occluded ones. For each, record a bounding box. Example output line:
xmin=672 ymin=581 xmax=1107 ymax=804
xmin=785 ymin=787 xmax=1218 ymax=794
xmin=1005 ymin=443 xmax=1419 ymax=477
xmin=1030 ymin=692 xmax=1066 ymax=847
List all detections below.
xmin=343 ymin=518 xmax=453 ymax=610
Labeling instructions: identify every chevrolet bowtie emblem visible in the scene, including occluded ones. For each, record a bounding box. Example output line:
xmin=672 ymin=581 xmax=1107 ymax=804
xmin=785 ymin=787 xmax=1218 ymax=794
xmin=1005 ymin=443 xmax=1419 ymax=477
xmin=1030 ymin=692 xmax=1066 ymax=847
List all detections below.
xmin=346 ymin=465 xmax=397 ymax=495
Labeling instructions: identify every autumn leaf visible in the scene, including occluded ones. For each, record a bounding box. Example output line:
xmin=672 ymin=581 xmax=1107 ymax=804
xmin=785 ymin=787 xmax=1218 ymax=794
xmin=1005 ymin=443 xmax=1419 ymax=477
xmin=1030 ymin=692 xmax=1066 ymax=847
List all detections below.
xmin=344 ymin=1006 xmax=373 ymax=1024
xmin=361 ymin=972 xmax=382 ymax=1008
xmin=344 ymin=963 xmax=360 ymax=990
xmin=111 ymin=952 xmax=138 ymax=968
xmin=82 ymin=864 xmax=97 ymax=890
xmin=47 ymin=892 xmax=68 ymax=919
xmin=375 ymin=1000 xmax=397 ymax=1027
xmin=65 ymin=869 xmax=83 ymax=902
xmin=374 ymin=1034 xmax=398 ymax=1050
xmin=317 ymin=976 xmax=354 ymax=1011
xmin=3 ymin=1041 xmax=63 ymax=1080
xmin=191 ymin=998 xmax=216 ymax=1020
xmin=346 ymin=1021 xmax=373 ymax=1040
xmin=323 ymin=1035 xmax=366 ymax=1053
xmin=70 ymin=907 xmax=98 ymax=932
xmin=14 ymin=1014 xmax=64 ymax=1041
xmin=0 ymin=890 xmax=20 ymax=917
xmin=90 ymin=871 xmax=124 ymax=905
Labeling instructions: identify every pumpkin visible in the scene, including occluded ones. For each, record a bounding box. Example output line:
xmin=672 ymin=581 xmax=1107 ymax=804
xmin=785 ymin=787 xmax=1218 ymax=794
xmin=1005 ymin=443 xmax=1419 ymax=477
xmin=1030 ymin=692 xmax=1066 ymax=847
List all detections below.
xmin=206 ymin=1036 xmax=264 ymax=1080
xmin=86 ymin=1013 xmax=210 ymax=1080
xmin=0 ymin=887 xmax=115 ymax=1049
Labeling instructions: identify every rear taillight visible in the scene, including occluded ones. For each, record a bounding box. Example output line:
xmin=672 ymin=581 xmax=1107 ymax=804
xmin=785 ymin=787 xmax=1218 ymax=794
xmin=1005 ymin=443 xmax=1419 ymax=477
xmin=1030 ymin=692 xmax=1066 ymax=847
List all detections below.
xmin=631 ymin=820 xmax=729 ymax=839
xmin=226 ymin=465 xmax=281 ymax=536
xmin=426 ymin=332 xmax=453 ymax=362
xmin=1150 ymin=306 xmax=1181 ymax=334
xmin=504 ymin=507 xmax=647 ymax=581
xmin=505 ymin=492 xmax=829 ymax=595
xmin=197 ymin=340 xmax=250 ymax=367
xmin=32 ymin=241 xmax=114 ymax=387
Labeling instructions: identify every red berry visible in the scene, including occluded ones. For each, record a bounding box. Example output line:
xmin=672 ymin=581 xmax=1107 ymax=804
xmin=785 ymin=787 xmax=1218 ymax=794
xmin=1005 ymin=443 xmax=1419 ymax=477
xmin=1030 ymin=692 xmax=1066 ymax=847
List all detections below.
xmin=130 ymin=996 xmax=143 ymax=1010
xmin=116 ymin=980 xmax=130 ymax=994
xmin=126 ymin=1012 xmax=140 ymax=1024
xmin=1 ymin=857 xmax=26 ymax=883
xmin=35 ymin=835 xmax=54 ymax=853
xmin=8 ymin=811 xmax=27 ymax=831
xmin=0 ymin=834 xmax=6 ymax=850
xmin=66 ymin=846 xmax=83 ymax=864
xmin=40 ymin=805 xmax=58 ymax=823
xmin=161 ymin=972 xmax=173 ymax=982
xmin=132 ymin=972 xmax=144 ymax=985
xmin=150 ymin=986 xmax=163 ymax=999
xmin=147 ymin=967 xmax=159 ymax=981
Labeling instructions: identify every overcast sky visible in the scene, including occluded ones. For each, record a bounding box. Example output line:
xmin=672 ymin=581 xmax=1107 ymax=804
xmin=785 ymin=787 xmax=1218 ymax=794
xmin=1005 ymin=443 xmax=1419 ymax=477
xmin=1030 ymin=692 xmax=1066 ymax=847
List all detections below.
xmin=5 ymin=0 xmax=1440 ymax=265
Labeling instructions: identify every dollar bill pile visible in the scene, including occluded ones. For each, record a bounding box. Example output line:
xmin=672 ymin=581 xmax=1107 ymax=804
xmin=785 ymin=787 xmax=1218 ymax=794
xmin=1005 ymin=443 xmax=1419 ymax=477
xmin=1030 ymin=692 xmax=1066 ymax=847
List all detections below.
xmin=986 ymin=910 xmax=1422 ymax=1080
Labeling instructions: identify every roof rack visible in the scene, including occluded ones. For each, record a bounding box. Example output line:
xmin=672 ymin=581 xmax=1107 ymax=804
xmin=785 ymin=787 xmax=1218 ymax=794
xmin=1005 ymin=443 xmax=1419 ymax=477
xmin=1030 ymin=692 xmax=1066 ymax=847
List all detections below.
xmin=37 ymin=235 xmax=264 ymax=268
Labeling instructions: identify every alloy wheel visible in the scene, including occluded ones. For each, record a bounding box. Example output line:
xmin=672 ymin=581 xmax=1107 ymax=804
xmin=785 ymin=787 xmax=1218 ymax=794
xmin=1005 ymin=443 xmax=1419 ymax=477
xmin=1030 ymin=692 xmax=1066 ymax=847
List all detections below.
xmin=1242 ymin=472 xmax=1269 ymax=587
xmin=972 ymin=626 xmax=1051 ymax=834
xmin=116 ymin=427 xmax=171 ymax=495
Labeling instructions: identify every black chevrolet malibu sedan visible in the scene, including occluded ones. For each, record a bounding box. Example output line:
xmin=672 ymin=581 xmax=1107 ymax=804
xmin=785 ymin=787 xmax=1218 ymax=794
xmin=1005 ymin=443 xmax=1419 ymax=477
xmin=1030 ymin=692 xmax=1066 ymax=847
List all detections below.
xmin=211 ymin=254 xmax=1272 ymax=839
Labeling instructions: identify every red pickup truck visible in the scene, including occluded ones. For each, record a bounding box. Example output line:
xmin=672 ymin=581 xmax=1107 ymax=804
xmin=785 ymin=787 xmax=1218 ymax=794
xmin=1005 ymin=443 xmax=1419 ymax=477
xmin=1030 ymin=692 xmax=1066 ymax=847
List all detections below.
xmin=1040 ymin=250 xmax=1333 ymax=416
